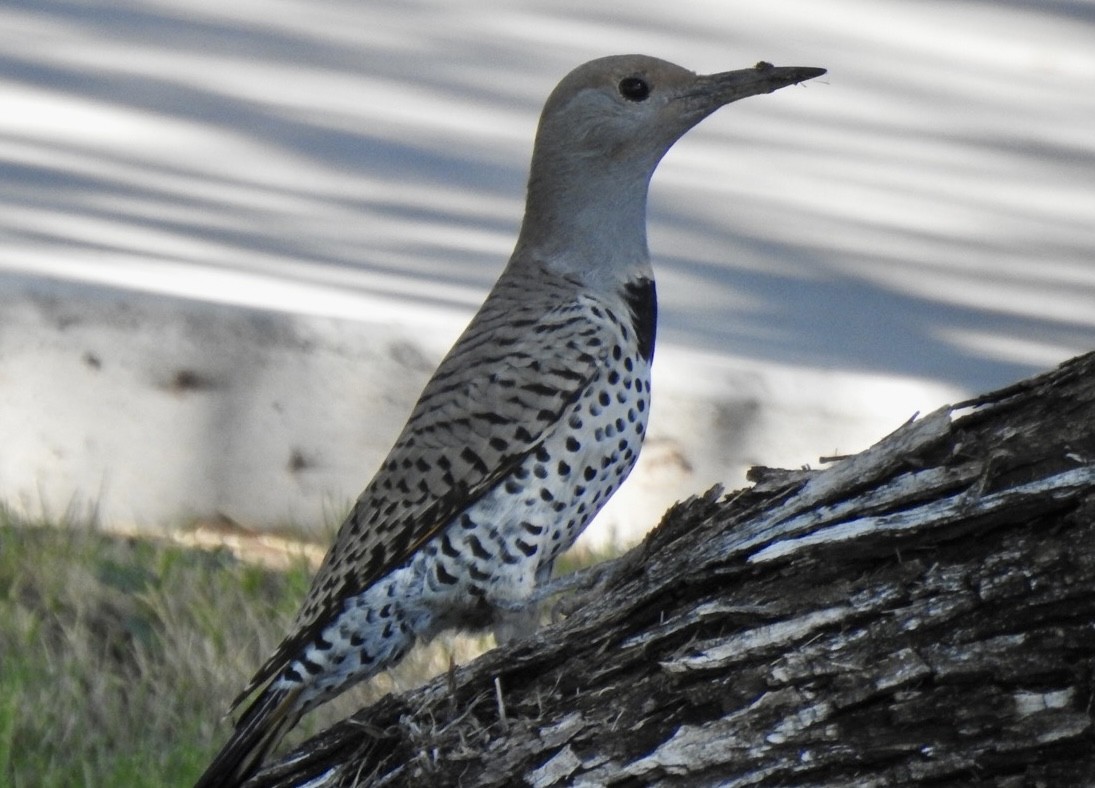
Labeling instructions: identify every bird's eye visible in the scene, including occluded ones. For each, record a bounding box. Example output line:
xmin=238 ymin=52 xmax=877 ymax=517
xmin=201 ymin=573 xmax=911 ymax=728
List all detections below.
xmin=618 ymin=76 xmax=651 ymax=101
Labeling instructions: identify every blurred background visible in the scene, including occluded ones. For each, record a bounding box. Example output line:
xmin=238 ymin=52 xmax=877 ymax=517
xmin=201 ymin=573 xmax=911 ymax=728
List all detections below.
xmin=2 ymin=0 xmax=1093 ymax=548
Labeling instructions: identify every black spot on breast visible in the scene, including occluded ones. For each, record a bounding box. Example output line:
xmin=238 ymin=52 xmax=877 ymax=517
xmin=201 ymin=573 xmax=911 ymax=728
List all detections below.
xmin=440 ymin=533 xmax=460 ymax=558
xmin=435 ymin=563 xmax=458 ymax=585
xmin=302 ymin=658 xmax=323 ymax=675
xmin=467 ymin=534 xmax=491 ymax=560
xmin=622 ymin=277 xmax=657 ymax=362
xmin=500 ymin=545 xmax=521 ymax=565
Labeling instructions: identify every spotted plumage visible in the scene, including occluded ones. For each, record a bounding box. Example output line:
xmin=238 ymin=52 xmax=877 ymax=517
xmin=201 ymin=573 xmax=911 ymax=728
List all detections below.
xmin=196 ymin=54 xmax=824 ymax=787
xmin=243 ymin=273 xmax=653 ymax=710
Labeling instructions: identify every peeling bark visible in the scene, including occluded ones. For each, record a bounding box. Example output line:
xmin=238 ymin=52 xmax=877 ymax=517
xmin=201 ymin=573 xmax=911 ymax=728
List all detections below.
xmin=250 ymin=352 xmax=1095 ymax=787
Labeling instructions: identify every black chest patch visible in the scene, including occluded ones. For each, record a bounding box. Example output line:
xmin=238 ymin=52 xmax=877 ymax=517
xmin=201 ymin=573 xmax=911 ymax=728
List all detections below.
xmin=622 ymin=277 xmax=657 ymax=362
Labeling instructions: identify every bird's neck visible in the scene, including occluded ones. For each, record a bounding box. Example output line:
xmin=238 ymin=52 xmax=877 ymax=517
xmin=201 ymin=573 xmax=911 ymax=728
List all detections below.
xmin=512 ymin=155 xmax=655 ymax=286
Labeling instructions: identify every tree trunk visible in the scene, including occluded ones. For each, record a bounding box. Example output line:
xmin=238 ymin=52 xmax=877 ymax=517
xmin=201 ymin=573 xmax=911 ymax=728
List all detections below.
xmin=250 ymin=352 xmax=1095 ymax=787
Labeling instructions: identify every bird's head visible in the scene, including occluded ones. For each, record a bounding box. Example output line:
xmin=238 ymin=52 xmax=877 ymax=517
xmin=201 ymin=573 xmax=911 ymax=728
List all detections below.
xmin=532 ymin=55 xmax=825 ymax=177
xmin=515 ymin=55 xmax=824 ymax=282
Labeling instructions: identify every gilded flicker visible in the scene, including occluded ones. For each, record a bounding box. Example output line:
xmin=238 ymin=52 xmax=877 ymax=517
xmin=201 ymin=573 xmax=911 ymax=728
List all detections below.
xmin=195 ymin=54 xmax=824 ymax=787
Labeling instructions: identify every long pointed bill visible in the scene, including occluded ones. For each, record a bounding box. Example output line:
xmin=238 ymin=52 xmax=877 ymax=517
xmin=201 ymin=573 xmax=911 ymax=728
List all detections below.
xmin=683 ymin=62 xmax=826 ymax=118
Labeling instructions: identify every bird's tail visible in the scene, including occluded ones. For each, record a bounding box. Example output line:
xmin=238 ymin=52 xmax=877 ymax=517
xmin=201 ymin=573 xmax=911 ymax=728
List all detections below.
xmin=194 ymin=684 xmax=303 ymax=788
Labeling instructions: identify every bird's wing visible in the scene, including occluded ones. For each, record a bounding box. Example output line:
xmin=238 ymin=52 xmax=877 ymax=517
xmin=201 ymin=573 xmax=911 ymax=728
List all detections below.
xmin=233 ymin=274 xmax=610 ymax=707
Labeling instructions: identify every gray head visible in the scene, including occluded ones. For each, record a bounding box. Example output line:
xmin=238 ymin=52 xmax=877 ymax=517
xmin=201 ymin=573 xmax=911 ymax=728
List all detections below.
xmin=514 ymin=55 xmax=825 ymax=283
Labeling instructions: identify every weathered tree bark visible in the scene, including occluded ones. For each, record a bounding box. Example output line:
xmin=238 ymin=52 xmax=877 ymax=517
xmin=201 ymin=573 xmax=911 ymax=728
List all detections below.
xmin=251 ymin=351 xmax=1095 ymax=787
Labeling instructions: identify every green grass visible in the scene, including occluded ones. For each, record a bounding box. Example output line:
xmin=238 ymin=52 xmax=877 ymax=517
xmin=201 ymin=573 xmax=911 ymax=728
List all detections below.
xmin=0 ymin=508 xmax=306 ymax=786
xmin=0 ymin=507 xmax=615 ymax=786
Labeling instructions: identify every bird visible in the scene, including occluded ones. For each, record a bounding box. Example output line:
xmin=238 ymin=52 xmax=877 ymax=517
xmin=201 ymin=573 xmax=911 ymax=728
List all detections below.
xmin=195 ymin=54 xmax=825 ymax=787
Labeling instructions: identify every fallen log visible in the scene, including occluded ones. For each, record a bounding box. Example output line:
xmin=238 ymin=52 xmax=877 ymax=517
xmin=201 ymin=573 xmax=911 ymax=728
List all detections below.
xmin=251 ymin=351 xmax=1095 ymax=787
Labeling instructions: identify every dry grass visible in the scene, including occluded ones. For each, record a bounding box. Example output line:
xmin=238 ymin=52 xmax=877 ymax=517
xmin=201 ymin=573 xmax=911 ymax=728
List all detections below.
xmin=0 ymin=506 xmax=614 ymax=786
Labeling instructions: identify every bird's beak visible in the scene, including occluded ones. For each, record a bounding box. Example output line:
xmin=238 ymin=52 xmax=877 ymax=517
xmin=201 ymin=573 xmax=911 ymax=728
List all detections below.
xmin=684 ymin=62 xmax=826 ymax=116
